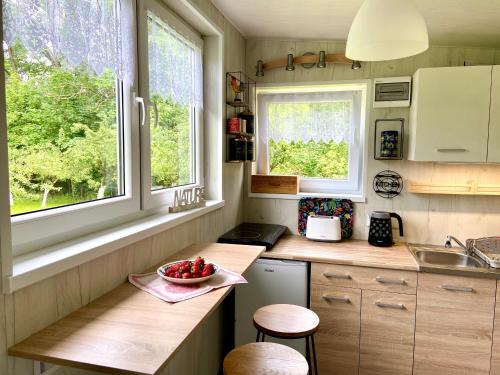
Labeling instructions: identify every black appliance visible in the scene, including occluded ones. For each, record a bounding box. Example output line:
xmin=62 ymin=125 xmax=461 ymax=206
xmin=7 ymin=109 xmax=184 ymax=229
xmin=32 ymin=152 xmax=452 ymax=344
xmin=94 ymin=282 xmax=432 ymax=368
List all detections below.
xmin=368 ymin=211 xmax=404 ymax=247
xmin=218 ymin=223 xmax=287 ymax=250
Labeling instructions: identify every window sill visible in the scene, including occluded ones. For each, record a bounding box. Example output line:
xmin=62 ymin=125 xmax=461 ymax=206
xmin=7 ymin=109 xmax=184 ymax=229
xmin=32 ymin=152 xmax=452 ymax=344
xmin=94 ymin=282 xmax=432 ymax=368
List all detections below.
xmin=5 ymin=200 xmax=225 ymax=293
xmin=247 ymin=192 xmax=366 ymax=203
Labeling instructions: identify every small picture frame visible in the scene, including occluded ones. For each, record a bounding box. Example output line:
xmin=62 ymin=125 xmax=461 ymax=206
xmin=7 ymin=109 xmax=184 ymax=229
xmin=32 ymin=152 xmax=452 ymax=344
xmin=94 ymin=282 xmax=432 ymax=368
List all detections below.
xmin=374 ymin=118 xmax=404 ymax=160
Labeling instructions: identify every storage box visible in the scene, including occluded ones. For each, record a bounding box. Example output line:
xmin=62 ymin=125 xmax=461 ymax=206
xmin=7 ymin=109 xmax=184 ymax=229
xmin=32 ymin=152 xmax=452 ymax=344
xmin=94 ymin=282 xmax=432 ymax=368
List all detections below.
xmin=251 ymin=175 xmax=299 ymax=194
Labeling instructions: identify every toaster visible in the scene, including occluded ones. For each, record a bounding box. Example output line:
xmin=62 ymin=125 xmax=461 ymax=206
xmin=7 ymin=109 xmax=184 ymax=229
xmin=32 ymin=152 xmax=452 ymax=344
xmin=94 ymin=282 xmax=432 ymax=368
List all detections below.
xmin=306 ymin=215 xmax=342 ymax=242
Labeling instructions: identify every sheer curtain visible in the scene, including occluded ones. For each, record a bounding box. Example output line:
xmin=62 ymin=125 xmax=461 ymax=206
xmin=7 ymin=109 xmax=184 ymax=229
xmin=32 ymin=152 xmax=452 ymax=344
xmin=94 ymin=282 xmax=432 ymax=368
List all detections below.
xmin=257 ymin=90 xmax=362 ymax=174
xmin=2 ymin=0 xmax=134 ymax=83
xmin=148 ymin=11 xmax=203 ymax=108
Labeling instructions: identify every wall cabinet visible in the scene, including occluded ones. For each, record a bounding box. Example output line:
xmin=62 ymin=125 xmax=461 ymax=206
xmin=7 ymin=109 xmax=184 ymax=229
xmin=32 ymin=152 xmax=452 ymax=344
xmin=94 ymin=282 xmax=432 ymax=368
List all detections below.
xmin=488 ymin=66 xmax=500 ymax=163
xmin=409 ymin=65 xmax=494 ymax=162
xmin=413 ymin=273 xmax=496 ymax=375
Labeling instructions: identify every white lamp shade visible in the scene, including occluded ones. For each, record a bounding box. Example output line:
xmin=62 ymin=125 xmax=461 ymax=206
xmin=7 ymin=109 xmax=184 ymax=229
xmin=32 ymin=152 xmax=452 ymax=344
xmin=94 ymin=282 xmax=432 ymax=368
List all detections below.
xmin=346 ymin=0 xmax=429 ymax=61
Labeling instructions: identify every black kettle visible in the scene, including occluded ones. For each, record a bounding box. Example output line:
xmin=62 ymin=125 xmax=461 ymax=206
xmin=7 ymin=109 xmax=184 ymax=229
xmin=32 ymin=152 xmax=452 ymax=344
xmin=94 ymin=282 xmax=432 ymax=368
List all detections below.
xmin=368 ymin=211 xmax=404 ymax=247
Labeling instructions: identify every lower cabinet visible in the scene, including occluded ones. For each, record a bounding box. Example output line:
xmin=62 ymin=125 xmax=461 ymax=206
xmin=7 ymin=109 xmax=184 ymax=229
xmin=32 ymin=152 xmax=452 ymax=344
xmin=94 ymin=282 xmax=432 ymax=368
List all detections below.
xmin=359 ymin=291 xmax=416 ymax=375
xmin=310 ymin=284 xmax=361 ymax=375
xmin=491 ymin=281 xmax=500 ymax=374
xmin=413 ymin=273 xmax=496 ymax=375
xmin=311 ymin=263 xmax=499 ymax=375
xmin=310 ymin=263 xmax=416 ymax=375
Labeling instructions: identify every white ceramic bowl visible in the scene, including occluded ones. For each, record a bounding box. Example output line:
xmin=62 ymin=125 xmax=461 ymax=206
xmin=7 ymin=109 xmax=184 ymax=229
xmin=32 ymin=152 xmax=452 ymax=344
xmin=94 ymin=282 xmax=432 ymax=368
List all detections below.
xmin=157 ymin=260 xmax=219 ymax=285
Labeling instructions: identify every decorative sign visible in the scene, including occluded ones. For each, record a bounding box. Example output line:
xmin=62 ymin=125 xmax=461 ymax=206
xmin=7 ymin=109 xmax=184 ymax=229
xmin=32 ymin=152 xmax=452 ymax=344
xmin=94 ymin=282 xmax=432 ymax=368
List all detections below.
xmin=373 ymin=170 xmax=403 ymax=199
xmin=169 ymin=186 xmax=206 ymax=213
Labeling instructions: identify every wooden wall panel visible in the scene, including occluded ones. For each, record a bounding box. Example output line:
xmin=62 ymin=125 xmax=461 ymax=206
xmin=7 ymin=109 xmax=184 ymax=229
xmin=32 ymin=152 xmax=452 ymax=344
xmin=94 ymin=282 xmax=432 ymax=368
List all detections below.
xmin=244 ymin=39 xmax=500 ymax=245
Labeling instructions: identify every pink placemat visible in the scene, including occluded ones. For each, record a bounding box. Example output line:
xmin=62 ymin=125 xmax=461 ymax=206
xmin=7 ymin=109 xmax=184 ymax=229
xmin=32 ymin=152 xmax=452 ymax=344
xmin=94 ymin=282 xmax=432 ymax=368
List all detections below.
xmin=128 ymin=268 xmax=247 ymax=303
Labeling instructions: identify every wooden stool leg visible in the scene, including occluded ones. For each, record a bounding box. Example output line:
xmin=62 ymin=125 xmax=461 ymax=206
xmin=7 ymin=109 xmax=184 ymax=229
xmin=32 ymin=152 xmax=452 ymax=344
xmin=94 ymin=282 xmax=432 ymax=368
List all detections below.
xmin=311 ymin=334 xmax=318 ymax=375
xmin=261 ymin=333 xmax=265 ymax=342
xmin=256 ymin=330 xmax=261 ymax=342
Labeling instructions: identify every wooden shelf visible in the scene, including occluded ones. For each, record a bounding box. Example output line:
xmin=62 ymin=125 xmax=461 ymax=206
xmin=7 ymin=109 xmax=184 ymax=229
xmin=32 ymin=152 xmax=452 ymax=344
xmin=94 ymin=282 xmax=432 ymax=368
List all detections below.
xmin=226 ymin=132 xmax=255 ymax=137
xmin=407 ymin=180 xmax=500 ymax=196
xmin=226 ymin=101 xmax=249 ymax=108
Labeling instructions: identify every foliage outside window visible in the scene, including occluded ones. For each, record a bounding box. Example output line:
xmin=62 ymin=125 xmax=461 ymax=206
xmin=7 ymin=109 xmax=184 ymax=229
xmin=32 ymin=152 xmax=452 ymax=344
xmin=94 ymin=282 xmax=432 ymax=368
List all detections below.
xmin=4 ymin=41 xmax=122 ymax=215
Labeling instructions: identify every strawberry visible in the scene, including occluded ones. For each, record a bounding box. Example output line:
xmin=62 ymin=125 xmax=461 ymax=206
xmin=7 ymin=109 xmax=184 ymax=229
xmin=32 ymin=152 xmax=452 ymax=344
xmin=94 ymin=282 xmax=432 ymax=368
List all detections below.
xmin=201 ymin=269 xmax=211 ymax=277
xmin=192 ymin=270 xmax=202 ymax=278
xmin=203 ymin=263 xmax=214 ymax=274
xmin=182 ymin=272 xmax=192 ymax=279
xmin=174 ymin=272 xmax=182 ymax=279
xmin=194 ymin=257 xmax=205 ymax=268
xmin=169 ymin=263 xmax=180 ymax=272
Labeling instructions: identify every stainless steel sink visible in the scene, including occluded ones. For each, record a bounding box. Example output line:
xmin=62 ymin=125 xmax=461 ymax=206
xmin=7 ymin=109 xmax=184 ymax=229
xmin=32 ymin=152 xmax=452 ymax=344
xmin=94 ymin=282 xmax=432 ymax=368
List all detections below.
xmin=414 ymin=250 xmax=484 ymax=268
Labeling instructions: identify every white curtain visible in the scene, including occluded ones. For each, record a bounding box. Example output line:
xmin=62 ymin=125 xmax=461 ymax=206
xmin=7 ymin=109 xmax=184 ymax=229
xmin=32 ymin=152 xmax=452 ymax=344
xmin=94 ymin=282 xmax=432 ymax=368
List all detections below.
xmin=148 ymin=11 xmax=203 ymax=108
xmin=257 ymin=90 xmax=362 ymax=173
xmin=2 ymin=0 xmax=134 ymax=83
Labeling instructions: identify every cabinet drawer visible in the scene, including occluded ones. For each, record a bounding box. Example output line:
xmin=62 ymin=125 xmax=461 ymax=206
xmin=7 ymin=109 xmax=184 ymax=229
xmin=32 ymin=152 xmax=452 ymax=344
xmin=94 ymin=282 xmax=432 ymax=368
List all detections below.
xmin=311 ymin=263 xmax=417 ymax=294
xmin=414 ymin=273 xmax=496 ymax=375
xmin=311 ymin=284 xmax=361 ymax=375
xmin=359 ymin=291 xmax=416 ymax=375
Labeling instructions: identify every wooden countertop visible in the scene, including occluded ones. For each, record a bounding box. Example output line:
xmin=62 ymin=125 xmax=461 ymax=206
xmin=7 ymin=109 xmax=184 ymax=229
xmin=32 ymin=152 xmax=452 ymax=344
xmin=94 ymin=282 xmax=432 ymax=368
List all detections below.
xmin=264 ymin=235 xmax=418 ymax=271
xmin=8 ymin=243 xmax=265 ymax=375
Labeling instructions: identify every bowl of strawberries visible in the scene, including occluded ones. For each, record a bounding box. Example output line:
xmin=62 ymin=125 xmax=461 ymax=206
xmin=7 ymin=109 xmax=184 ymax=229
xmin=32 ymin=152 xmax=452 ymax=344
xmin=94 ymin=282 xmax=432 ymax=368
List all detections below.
xmin=157 ymin=257 xmax=219 ymax=284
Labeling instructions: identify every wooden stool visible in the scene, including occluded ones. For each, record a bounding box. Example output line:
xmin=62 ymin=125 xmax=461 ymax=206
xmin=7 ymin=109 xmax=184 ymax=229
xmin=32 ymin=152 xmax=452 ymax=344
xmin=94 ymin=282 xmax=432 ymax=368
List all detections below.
xmin=223 ymin=342 xmax=309 ymax=375
xmin=253 ymin=304 xmax=319 ymax=375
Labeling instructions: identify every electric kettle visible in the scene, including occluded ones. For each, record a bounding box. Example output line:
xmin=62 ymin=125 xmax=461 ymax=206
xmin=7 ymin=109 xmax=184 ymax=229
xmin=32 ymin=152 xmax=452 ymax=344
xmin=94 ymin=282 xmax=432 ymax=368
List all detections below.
xmin=368 ymin=211 xmax=404 ymax=247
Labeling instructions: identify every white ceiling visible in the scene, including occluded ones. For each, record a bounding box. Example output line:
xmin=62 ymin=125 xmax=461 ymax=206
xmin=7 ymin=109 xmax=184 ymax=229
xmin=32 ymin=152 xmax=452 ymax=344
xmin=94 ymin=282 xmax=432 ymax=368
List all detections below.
xmin=210 ymin=0 xmax=500 ymax=48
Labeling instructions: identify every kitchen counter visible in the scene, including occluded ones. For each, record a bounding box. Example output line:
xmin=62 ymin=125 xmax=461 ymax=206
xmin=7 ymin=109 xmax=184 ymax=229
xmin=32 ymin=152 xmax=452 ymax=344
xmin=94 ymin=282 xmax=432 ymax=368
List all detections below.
xmin=8 ymin=242 xmax=265 ymax=375
xmin=264 ymin=235 xmax=418 ymax=271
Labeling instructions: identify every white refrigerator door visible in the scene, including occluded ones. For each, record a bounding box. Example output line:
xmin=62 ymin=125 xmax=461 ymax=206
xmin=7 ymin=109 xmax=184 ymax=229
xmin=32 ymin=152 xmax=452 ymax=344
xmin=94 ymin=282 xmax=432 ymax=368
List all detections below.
xmin=235 ymin=259 xmax=308 ymax=355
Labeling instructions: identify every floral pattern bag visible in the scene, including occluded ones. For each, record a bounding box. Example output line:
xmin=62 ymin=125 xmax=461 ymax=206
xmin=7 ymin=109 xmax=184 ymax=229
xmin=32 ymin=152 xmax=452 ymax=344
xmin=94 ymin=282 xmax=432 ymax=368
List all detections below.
xmin=298 ymin=198 xmax=353 ymax=239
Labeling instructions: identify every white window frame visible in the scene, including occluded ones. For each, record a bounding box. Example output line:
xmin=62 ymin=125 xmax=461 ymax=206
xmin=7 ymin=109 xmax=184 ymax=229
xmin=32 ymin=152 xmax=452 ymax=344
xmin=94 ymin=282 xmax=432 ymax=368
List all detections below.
xmin=0 ymin=0 xmax=225 ymax=292
xmin=137 ymin=0 xmax=204 ymax=211
xmin=254 ymin=81 xmax=370 ymax=201
xmin=7 ymin=1 xmax=142 ymax=256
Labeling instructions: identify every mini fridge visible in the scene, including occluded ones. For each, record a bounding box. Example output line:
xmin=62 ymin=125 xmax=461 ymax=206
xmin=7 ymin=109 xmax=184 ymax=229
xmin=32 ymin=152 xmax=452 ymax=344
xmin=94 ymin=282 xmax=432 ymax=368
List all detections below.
xmin=235 ymin=258 xmax=308 ymax=355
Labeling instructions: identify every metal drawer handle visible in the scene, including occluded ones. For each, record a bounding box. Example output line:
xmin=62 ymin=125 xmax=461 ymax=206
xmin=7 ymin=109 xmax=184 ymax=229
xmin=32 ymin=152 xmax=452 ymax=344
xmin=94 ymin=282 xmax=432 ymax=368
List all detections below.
xmin=322 ymin=294 xmax=350 ymax=303
xmin=436 ymin=148 xmax=468 ymax=153
xmin=322 ymin=272 xmax=351 ymax=280
xmin=441 ymin=284 xmax=474 ymax=293
xmin=375 ymin=276 xmax=407 ymax=285
xmin=375 ymin=301 xmax=405 ymax=310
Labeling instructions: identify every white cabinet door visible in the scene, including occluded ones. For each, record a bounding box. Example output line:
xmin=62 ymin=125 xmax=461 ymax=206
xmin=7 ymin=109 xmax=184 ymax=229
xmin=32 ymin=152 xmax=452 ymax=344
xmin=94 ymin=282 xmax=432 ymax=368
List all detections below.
xmin=488 ymin=65 xmax=500 ymax=163
xmin=409 ymin=66 xmax=492 ymax=162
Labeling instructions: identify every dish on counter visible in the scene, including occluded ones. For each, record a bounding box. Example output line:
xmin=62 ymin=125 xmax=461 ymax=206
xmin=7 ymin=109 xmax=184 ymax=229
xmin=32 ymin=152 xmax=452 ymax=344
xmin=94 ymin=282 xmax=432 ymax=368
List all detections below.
xmin=157 ymin=257 xmax=219 ymax=284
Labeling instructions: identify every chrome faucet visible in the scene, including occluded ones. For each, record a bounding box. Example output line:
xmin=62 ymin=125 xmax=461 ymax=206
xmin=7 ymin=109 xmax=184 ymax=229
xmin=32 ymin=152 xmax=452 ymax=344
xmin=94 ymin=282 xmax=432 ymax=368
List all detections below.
xmin=445 ymin=235 xmax=469 ymax=254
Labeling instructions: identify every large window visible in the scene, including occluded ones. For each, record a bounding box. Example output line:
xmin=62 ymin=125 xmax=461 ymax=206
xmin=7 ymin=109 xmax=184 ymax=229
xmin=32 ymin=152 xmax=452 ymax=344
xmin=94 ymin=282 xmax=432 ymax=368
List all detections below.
xmin=3 ymin=1 xmax=126 ymax=216
xmin=1 ymin=0 xmax=206 ymax=254
xmin=257 ymin=84 xmax=367 ymax=198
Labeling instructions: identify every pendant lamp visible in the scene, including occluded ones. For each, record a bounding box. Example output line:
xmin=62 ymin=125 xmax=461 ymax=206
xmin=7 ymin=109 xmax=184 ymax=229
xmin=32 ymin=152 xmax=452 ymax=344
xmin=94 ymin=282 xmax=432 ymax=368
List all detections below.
xmin=346 ymin=0 xmax=428 ymax=61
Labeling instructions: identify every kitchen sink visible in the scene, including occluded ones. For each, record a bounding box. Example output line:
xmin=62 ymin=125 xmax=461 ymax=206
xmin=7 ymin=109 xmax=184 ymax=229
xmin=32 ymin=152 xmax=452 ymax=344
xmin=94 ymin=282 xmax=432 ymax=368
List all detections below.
xmin=414 ymin=250 xmax=485 ymax=268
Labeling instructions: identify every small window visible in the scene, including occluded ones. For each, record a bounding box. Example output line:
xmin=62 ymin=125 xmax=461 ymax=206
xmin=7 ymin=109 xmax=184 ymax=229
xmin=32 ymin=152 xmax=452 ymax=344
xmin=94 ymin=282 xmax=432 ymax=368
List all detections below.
xmin=257 ymin=84 xmax=367 ymax=198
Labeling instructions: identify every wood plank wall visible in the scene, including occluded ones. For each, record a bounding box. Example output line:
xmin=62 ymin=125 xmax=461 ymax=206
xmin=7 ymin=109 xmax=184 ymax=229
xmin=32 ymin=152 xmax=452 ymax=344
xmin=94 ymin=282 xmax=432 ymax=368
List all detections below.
xmin=244 ymin=39 xmax=500 ymax=245
xmin=0 ymin=1 xmax=247 ymax=374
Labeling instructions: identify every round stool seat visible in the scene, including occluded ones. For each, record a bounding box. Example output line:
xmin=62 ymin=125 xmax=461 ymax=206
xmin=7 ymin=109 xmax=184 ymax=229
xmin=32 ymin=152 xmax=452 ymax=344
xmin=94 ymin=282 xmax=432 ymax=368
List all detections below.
xmin=223 ymin=342 xmax=309 ymax=375
xmin=253 ymin=304 xmax=319 ymax=338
